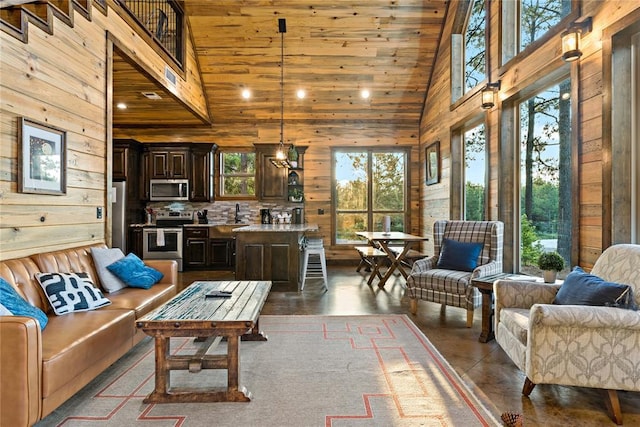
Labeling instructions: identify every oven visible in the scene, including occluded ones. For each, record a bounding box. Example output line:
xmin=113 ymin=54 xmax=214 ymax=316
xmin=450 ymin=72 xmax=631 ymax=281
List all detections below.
xmin=143 ymin=227 xmax=184 ymax=271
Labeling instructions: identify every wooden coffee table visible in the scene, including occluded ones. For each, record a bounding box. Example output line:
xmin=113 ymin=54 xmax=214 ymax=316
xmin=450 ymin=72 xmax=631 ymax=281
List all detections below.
xmin=136 ymin=280 xmax=271 ymax=403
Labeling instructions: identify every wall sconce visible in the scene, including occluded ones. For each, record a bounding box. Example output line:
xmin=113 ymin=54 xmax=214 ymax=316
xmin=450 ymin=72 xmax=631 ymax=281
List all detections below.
xmin=481 ymin=81 xmax=501 ymax=110
xmin=561 ymin=17 xmax=592 ymax=62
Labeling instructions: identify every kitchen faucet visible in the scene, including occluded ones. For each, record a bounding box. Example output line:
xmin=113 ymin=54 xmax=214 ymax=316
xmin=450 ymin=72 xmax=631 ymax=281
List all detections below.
xmin=235 ymin=203 xmax=241 ymax=223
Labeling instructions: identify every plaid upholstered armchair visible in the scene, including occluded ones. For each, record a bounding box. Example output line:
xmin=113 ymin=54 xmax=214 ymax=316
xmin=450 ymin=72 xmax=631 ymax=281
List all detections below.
xmin=406 ymin=220 xmax=504 ymax=327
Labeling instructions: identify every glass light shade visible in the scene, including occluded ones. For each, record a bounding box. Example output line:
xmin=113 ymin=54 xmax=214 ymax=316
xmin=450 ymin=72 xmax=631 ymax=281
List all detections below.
xmin=562 ymin=30 xmax=582 ymax=61
xmin=481 ymin=88 xmax=495 ymax=109
xmin=275 ymin=146 xmax=286 ymax=160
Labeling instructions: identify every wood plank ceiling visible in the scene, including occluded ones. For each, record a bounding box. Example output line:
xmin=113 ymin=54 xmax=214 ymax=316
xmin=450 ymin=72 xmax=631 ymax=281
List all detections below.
xmin=113 ymin=0 xmax=447 ymax=129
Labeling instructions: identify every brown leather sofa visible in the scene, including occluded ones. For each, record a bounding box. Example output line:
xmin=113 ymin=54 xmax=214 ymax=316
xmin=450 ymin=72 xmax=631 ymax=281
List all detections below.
xmin=0 ymin=244 xmax=178 ymax=427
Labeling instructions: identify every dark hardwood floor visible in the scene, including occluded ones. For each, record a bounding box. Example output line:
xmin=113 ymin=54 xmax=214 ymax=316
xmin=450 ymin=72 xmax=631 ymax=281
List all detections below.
xmin=178 ymin=266 xmax=640 ymax=426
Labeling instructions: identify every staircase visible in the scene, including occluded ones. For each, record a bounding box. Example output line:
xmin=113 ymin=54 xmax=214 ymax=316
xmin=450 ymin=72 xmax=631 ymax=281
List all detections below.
xmin=0 ymin=0 xmax=105 ymax=43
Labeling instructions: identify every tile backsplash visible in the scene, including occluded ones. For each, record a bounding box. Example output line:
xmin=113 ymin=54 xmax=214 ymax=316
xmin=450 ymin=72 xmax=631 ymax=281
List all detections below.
xmin=145 ymin=200 xmax=303 ymax=224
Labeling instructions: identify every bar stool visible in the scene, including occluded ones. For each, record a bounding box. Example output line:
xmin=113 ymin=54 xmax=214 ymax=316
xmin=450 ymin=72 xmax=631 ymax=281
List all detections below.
xmin=300 ymin=238 xmax=328 ymax=291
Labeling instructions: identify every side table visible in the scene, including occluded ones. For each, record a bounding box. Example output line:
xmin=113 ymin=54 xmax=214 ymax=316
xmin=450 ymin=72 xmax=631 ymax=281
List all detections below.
xmin=471 ymin=273 xmax=511 ymax=343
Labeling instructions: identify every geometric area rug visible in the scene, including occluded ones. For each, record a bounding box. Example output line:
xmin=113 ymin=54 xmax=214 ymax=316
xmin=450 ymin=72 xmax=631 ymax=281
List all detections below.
xmin=36 ymin=315 xmax=500 ymax=427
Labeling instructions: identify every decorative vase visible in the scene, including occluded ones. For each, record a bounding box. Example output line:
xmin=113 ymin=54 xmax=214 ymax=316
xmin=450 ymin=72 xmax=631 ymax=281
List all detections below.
xmin=543 ymin=270 xmax=557 ymax=283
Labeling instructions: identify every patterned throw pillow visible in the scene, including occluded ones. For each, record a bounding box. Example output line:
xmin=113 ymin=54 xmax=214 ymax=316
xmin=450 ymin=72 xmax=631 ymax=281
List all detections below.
xmin=437 ymin=238 xmax=484 ymax=272
xmin=106 ymin=253 xmax=163 ymax=290
xmin=35 ymin=272 xmax=111 ymax=315
xmin=0 ymin=277 xmax=48 ymax=329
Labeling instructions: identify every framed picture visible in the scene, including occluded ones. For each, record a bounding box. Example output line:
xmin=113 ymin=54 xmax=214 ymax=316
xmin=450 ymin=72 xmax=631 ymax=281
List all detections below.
xmin=425 ymin=141 xmax=440 ymax=185
xmin=18 ymin=117 xmax=67 ymax=195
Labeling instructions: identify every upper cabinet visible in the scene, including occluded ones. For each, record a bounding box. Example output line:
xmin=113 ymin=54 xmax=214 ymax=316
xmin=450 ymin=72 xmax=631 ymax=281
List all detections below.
xmin=190 ymin=143 xmax=217 ymax=202
xmin=145 ymin=147 xmax=190 ymax=179
xmin=139 ymin=143 xmax=217 ymax=202
xmin=255 ymin=144 xmax=306 ymax=202
xmin=113 ymin=139 xmax=142 ymax=181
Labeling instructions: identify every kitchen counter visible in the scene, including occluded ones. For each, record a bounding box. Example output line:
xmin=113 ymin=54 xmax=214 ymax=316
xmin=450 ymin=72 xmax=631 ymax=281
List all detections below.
xmin=234 ymin=224 xmax=319 ymax=291
xmin=233 ymin=223 xmax=318 ymax=232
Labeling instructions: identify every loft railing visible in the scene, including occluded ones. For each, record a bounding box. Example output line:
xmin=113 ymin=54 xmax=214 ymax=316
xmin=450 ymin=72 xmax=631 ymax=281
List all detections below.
xmin=118 ymin=0 xmax=183 ymax=66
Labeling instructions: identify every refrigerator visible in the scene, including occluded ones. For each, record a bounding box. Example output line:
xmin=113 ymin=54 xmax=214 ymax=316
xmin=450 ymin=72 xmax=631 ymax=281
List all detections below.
xmin=112 ymin=181 xmax=127 ymax=251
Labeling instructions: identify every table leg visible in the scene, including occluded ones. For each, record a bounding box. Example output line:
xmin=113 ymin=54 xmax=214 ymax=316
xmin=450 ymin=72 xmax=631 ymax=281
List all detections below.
xmin=242 ymin=317 xmax=268 ymax=341
xmin=226 ymin=335 xmax=251 ymax=401
xmin=144 ymin=336 xmax=170 ymax=403
xmin=478 ymin=287 xmax=495 ymax=343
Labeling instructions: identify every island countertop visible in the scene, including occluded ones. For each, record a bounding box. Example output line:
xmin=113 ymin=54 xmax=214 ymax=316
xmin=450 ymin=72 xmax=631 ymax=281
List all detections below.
xmin=233 ymin=223 xmax=318 ymax=232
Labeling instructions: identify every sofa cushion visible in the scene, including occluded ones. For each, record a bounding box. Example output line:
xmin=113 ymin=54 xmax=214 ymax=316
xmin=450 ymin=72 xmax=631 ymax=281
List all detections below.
xmin=107 ymin=253 xmax=163 ymax=289
xmin=40 ymin=309 xmax=134 ymax=399
xmin=90 ymin=247 xmax=127 ymax=293
xmin=0 ymin=277 xmax=48 ymax=329
xmin=105 ymin=284 xmax=176 ymax=318
xmin=554 ymin=267 xmax=638 ymax=310
xmin=499 ymin=307 xmax=530 ymax=345
xmin=437 ymin=238 xmax=484 ymax=272
xmin=35 ymin=272 xmax=111 ymax=315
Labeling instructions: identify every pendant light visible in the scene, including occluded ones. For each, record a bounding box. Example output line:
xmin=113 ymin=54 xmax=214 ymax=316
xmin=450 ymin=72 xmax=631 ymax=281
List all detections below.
xmin=273 ymin=18 xmax=288 ymax=167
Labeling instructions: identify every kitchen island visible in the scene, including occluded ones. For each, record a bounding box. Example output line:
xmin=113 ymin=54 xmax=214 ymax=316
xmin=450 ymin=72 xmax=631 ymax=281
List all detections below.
xmin=233 ymin=223 xmax=319 ymax=291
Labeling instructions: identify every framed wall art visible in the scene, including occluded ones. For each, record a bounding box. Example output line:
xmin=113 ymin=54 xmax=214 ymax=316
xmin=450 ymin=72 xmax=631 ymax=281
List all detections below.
xmin=18 ymin=117 xmax=67 ymax=195
xmin=425 ymin=141 xmax=440 ymax=185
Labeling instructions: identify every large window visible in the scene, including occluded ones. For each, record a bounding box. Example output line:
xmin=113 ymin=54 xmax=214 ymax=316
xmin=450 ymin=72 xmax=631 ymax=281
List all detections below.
xmin=451 ymin=0 xmax=487 ymax=101
xmin=502 ymin=0 xmax=572 ymax=64
xmin=517 ymin=78 xmax=572 ymax=276
xmin=464 ymin=123 xmax=486 ymax=220
xmin=218 ymin=150 xmax=256 ymax=198
xmin=464 ymin=0 xmax=486 ymax=93
xmin=333 ymin=149 xmax=407 ymax=244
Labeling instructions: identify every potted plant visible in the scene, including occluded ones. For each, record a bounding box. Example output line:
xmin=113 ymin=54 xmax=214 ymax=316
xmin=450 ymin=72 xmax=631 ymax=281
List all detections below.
xmin=289 ymin=187 xmax=304 ymax=202
xmin=537 ymin=251 xmax=564 ymax=283
xmin=288 ymin=145 xmax=299 ymax=168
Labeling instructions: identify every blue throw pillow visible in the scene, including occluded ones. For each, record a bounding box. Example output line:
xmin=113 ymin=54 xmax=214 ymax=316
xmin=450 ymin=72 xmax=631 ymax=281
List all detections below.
xmin=437 ymin=238 xmax=484 ymax=272
xmin=554 ymin=266 xmax=638 ymax=310
xmin=0 ymin=277 xmax=48 ymax=329
xmin=106 ymin=253 xmax=163 ymax=289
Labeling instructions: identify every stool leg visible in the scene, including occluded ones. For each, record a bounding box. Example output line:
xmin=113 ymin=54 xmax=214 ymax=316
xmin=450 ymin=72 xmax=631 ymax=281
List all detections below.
xmin=320 ymin=249 xmax=328 ymax=290
xmin=300 ymin=250 xmax=309 ymax=291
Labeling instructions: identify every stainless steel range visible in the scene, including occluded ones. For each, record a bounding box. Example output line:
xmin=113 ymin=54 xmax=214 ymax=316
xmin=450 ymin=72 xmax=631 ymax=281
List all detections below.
xmin=142 ymin=210 xmax=193 ymax=271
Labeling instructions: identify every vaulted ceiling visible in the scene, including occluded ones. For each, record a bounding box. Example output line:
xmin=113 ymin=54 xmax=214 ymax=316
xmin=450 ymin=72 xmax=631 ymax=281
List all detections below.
xmin=112 ymin=0 xmax=448 ymax=129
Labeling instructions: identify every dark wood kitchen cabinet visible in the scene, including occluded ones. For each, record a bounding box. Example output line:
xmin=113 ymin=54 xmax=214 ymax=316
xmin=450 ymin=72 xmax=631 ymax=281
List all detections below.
xmin=146 ymin=147 xmax=190 ymax=179
xmin=209 ymin=239 xmax=235 ymax=269
xmin=190 ymin=143 xmax=216 ymax=202
xmin=184 ymin=227 xmax=208 ymax=268
xmin=255 ymin=143 xmax=306 ymax=202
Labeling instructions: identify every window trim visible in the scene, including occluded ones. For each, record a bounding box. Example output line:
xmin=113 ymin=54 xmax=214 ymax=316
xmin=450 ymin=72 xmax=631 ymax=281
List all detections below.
xmin=331 ymin=147 xmax=411 ymax=246
xmin=215 ymin=148 xmax=257 ymax=200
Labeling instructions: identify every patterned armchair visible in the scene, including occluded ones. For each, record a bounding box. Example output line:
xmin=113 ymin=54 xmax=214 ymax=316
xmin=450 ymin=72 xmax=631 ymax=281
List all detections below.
xmin=406 ymin=220 xmax=504 ymax=327
xmin=494 ymin=244 xmax=640 ymax=425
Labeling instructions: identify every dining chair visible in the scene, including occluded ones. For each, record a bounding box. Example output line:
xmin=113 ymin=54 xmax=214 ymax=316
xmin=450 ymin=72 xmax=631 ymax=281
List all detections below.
xmin=406 ymin=220 xmax=504 ymax=326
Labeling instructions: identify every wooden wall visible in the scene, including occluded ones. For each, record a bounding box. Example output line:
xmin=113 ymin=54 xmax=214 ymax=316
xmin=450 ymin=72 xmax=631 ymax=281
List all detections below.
xmin=418 ymin=0 xmax=640 ymax=269
xmin=0 ymin=0 xmax=207 ymax=261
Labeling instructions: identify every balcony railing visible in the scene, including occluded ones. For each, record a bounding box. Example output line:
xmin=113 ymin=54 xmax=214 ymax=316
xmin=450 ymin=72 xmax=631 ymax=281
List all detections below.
xmin=119 ymin=0 xmax=183 ymax=66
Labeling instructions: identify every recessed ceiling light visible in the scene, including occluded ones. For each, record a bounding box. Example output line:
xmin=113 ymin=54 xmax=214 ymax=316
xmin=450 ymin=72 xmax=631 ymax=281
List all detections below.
xmin=360 ymin=89 xmax=370 ymax=99
xmin=141 ymin=91 xmax=162 ymax=100
xmin=242 ymin=89 xmax=251 ymax=99
xmin=116 ymin=102 xmax=127 ymax=110
xmin=296 ymin=89 xmax=306 ymax=99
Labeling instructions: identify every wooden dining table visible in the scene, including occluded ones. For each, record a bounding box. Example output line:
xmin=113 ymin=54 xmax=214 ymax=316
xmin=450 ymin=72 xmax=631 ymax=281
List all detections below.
xmin=355 ymin=231 xmax=429 ymax=288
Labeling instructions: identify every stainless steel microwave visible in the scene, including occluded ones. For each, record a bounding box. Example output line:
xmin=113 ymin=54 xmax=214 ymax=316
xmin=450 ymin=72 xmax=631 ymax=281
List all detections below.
xmin=149 ymin=179 xmax=189 ymax=201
